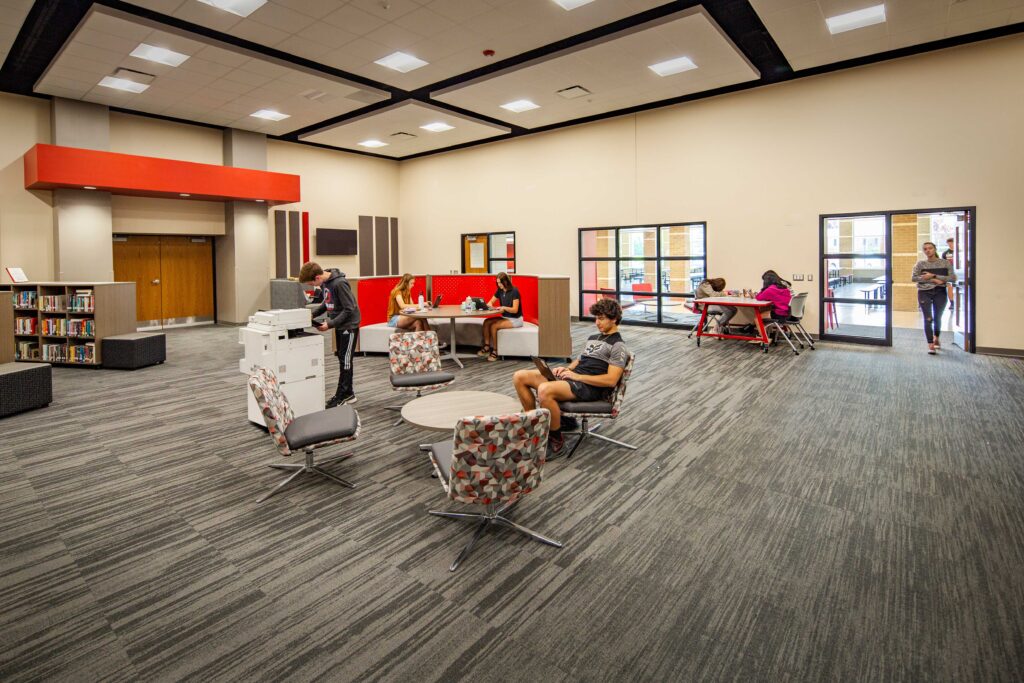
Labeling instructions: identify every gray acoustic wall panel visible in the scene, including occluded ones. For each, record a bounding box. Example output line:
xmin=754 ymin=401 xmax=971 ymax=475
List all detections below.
xmin=374 ymin=217 xmax=389 ymax=276
xmin=274 ymin=211 xmax=287 ymax=278
xmin=390 ymin=218 xmax=398 ymax=275
xmin=288 ymin=211 xmax=300 ymax=277
xmin=359 ymin=215 xmax=374 ymax=276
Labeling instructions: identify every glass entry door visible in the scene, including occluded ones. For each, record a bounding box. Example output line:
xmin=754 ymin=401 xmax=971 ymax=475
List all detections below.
xmin=819 ymin=214 xmax=892 ymax=345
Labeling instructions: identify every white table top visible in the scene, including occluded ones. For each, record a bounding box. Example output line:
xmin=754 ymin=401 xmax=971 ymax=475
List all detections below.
xmin=401 ymin=390 xmax=523 ymax=431
xmin=697 ymin=296 xmax=771 ymax=307
xmin=403 ymin=305 xmax=498 ymax=320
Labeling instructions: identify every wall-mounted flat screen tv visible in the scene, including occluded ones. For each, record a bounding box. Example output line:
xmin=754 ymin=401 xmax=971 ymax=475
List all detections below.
xmin=316 ymin=228 xmax=358 ymax=256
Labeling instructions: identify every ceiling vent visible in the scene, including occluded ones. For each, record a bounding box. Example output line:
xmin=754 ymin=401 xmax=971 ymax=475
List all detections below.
xmin=557 ymin=85 xmax=590 ymax=99
xmin=390 ymin=131 xmax=416 ymax=140
xmin=300 ymin=88 xmax=328 ymax=102
xmin=112 ymin=67 xmax=155 ymax=85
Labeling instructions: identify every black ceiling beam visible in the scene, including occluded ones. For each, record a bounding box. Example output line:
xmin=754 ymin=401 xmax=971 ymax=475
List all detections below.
xmin=701 ymin=0 xmax=792 ymax=82
xmin=0 ymin=0 xmax=92 ymax=94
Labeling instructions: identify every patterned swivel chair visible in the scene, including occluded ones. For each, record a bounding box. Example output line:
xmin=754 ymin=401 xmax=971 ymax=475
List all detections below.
xmin=557 ymin=353 xmax=636 ymax=459
xmin=422 ymin=408 xmax=562 ymax=572
xmin=388 ymin=331 xmax=455 ymax=425
xmin=248 ymin=367 xmax=361 ymax=503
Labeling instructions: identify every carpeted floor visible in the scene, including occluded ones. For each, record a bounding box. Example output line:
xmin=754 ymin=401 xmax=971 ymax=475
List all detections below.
xmin=2 ymin=322 xmax=1023 ymax=681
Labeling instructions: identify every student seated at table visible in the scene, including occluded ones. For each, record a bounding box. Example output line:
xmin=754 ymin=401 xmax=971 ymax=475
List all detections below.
xmin=754 ymin=270 xmax=792 ymax=341
xmin=694 ymin=277 xmax=737 ymax=331
xmin=478 ymin=271 xmax=522 ymax=362
xmin=512 ymin=298 xmax=628 ymax=454
xmin=387 ymin=274 xmax=431 ymax=333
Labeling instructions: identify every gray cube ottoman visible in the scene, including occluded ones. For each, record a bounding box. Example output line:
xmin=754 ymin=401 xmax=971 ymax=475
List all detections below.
xmin=102 ymin=333 xmax=166 ymax=370
xmin=0 ymin=362 xmax=52 ymax=417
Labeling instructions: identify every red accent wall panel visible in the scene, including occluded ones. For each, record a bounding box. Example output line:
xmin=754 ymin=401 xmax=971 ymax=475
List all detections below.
xmin=430 ymin=274 xmax=538 ymax=324
xmin=301 ymin=212 xmax=310 ymax=263
xmin=23 ymin=143 xmax=300 ymax=205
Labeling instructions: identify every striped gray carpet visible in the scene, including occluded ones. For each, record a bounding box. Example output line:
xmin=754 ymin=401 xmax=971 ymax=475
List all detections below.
xmin=2 ymin=323 xmax=1023 ymax=681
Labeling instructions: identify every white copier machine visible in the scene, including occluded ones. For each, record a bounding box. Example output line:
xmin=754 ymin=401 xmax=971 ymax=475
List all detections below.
xmin=239 ymin=308 xmax=325 ymax=426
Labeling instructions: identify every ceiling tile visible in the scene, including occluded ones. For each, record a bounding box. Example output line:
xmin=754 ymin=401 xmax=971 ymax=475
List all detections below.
xmin=425 ymin=0 xmax=492 ymax=23
xmin=322 ymin=4 xmax=388 ymax=35
xmin=393 ymin=6 xmax=458 ymax=38
xmin=248 ymin=2 xmax=318 ymax=34
xmin=272 ymin=0 xmax=342 ymax=20
xmin=231 ymin=19 xmax=291 ymax=48
xmin=297 ymin=21 xmax=358 ymax=48
xmin=348 ymin=0 xmax=421 ymax=22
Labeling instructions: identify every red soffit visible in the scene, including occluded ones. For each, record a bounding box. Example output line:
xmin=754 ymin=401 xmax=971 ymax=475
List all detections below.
xmin=23 ymin=143 xmax=300 ymax=205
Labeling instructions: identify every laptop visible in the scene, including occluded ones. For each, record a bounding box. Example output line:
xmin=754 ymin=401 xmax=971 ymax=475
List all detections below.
xmin=531 ymin=356 xmax=556 ymax=381
xmin=472 ymin=297 xmax=489 ymax=310
xmin=432 ymin=294 xmax=442 ymax=307
xmin=922 ymin=268 xmax=948 ymax=276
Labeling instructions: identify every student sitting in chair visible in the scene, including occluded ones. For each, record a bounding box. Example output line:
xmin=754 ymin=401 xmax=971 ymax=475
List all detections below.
xmin=512 ymin=298 xmax=628 ymax=454
xmin=695 ymin=277 xmax=737 ymax=332
xmin=478 ymin=272 xmax=522 ymax=362
xmin=387 ymin=273 xmax=431 ymax=333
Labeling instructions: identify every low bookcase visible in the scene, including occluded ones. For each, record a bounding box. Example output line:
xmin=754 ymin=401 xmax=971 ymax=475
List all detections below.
xmin=10 ymin=282 xmax=136 ymax=367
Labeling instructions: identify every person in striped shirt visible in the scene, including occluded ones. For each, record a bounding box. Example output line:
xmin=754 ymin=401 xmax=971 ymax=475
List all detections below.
xmin=912 ymin=241 xmax=957 ymax=355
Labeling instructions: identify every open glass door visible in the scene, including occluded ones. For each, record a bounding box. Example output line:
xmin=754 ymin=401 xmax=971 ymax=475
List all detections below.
xmin=819 ymin=214 xmax=892 ymax=345
xmin=951 ymin=209 xmax=974 ymax=351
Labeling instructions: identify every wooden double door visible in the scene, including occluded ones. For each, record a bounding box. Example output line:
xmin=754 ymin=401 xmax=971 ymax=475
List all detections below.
xmin=113 ymin=235 xmax=214 ymax=328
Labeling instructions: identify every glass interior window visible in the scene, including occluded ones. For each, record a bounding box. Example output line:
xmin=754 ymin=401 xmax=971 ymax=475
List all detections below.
xmin=580 ymin=229 xmax=617 ymax=258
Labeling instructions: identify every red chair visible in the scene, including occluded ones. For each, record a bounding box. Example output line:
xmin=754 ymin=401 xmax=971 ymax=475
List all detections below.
xmin=826 ymin=287 xmax=838 ymax=330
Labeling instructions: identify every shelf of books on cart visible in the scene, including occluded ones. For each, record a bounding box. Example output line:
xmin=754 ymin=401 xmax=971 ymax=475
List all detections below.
xmin=7 ymin=282 xmax=135 ymax=367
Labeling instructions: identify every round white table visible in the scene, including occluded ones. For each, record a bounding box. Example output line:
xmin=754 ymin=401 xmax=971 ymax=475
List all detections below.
xmin=401 ymin=390 xmax=522 ymax=431
xmin=405 ymin=304 xmax=498 ymax=368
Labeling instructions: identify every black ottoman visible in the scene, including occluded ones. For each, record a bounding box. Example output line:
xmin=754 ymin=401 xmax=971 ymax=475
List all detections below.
xmin=0 ymin=362 xmax=52 ymax=417
xmin=102 ymin=333 xmax=166 ymax=369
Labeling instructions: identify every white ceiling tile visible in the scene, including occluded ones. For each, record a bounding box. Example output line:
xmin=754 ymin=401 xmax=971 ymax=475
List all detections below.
xmin=192 ymin=45 xmax=251 ymax=67
xmin=272 ymin=0 xmax=343 ymax=20
xmin=425 ymin=0 xmax=492 ymax=23
xmin=322 ymin=4 xmax=388 ymax=35
xmin=297 ymin=21 xmax=357 ymax=48
xmin=126 ymin=0 xmax=186 ymax=15
xmin=946 ymin=9 xmax=1016 ymax=36
xmin=348 ymin=0 xmax=421 ymax=22
xmin=393 ymin=6 xmax=458 ymax=38
xmin=248 ymin=2 xmax=318 ymax=34
xmin=274 ymin=35 xmax=335 ymax=62
xmin=169 ymin=2 xmax=244 ymax=33
xmin=364 ymin=22 xmax=428 ymax=52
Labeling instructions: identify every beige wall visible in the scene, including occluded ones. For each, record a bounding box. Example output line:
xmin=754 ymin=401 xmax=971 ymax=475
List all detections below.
xmin=399 ymin=35 xmax=1024 ymax=350
xmin=0 ymin=93 xmax=53 ymax=283
xmin=268 ymin=140 xmax=399 ymax=278
xmin=111 ymin=196 xmax=225 ymax=235
xmin=109 ymin=112 xmax=223 ymax=165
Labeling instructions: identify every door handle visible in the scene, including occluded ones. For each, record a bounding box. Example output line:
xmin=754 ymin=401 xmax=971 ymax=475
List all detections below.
xmin=152 ymin=279 xmax=160 ymax=285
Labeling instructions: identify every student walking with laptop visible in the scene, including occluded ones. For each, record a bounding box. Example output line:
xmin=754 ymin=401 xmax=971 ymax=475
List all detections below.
xmin=912 ymin=241 xmax=957 ymax=355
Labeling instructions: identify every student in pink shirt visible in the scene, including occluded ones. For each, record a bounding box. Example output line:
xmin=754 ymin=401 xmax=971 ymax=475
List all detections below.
xmin=756 ymin=270 xmax=792 ymax=322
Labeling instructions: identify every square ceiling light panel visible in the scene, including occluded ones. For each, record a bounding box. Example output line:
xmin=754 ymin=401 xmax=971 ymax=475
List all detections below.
xmin=123 ymin=0 xmax=670 ymax=91
xmin=432 ymin=7 xmax=759 ymax=129
xmin=300 ymin=101 xmax=510 ymax=158
xmin=0 ymin=0 xmax=36 ymax=65
xmin=749 ymin=0 xmax=1024 ymax=71
xmin=34 ymin=5 xmax=389 ymax=134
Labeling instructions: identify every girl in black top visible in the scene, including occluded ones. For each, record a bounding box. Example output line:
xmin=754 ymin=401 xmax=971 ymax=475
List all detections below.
xmin=478 ymin=272 xmax=522 ymax=362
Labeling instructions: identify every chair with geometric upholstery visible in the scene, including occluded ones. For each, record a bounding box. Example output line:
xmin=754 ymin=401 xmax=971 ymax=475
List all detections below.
xmin=557 ymin=353 xmax=636 ymax=459
xmin=421 ymin=408 xmax=563 ymax=572
xmin=248 ymin=367 xmax=360 ymax=503
xmin=388 ymin=331 xmax=455 ymax=426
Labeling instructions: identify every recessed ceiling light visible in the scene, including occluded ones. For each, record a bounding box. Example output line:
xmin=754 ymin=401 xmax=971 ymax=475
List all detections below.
xmin=358 ymin=140 xmax=388 ymax=148
xmin=648 ymin=56 xmax=698 ymax=77
xmin=130 ymin=43 xmax=189 ymax=67
xmin=420 ymin=122 xmax=454 ymax=132
xmin=250 ymin=109 xmax=289 ymax=121
xmin=552 ymin=0 xmax=595 ymax=9
xmin=826 ymin=4 xmax=886 ymax=35
xmin=196 ymin=0 xmax=267 ymax=18
xmin=98 ymin=76 xmax=149 ymax=93
xmin=179 ymin=193 xmax=191 ymax=197
xmin=374 ymin=51 xmax=429 ymax=73
xmin=83 ymin=186 xmax=97 ymax=190
xmin=501 ymin=99 xmax=540 ymax=113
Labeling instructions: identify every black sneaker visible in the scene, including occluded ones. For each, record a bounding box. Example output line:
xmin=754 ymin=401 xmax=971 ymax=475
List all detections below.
xmin=338 ymin=394 xmax=357 ymax=405
xmin=325 ymin=395 xmax=343 ymax=409
xmin=560 ymin=417 xmax=579 ymax=432
xmin=548 ymin=431 xmax=564 ymax=455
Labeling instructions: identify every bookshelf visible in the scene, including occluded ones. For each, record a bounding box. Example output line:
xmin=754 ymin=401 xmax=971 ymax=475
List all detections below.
xmin=9 ymin=282 xmax=136 ymax=366
xmin=0 ymin=285 xmax=12 ymax=363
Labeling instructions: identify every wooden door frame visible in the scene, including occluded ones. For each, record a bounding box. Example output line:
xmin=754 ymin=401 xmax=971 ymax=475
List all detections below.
xmin=460 ymin=231 xmax=516 ymax=273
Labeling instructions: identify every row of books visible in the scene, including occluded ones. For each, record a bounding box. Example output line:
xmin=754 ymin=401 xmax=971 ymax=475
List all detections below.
xmin=13 ymin=291 xmax=36 ymax=308
xmin=41 ymin=343 xmax=67 ymax=363
xmin=15 ymin=317 xmax=38 ymax=334
xmin=70 ymin=290 xmax=95 ymax=313
xmin=40 ymin=295 xmax=66 ymax=312
xmin=42 ymin=318 xmax=68 ymax=336
xmin=69 ymin=343 xmax=97 ymax=364
xmin=15 ymin=341 xmax=39 ymax=360
xmin=68 ymin=319 xmax=95 ymax=337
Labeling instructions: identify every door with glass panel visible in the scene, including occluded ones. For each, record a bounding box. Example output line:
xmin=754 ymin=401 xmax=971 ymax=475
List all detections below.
xmin=819 ymin=213 xmax=892 ymax=345
xmin=579 ymin=223 xmax=706 ymax=327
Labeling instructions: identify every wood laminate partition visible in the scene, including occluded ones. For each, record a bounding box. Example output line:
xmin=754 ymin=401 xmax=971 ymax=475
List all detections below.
xmin=0 ymin=287 xmax=13 ymax=363
xmin=537 ymin=276 xmax=572 ymax=358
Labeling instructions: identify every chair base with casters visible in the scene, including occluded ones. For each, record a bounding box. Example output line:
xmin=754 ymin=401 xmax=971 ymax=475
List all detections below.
xmin=786 ymin=318 xmax=815 ymax=350
xmin=763 ymin=320 xmax=800 ymax=355
xmin=422 ymin=419 xmax=563 ymax=572
xmin=687 ymin=308 xmax=721 ymax=339
xmin=260 ymin=445 xmax=356 ymax=503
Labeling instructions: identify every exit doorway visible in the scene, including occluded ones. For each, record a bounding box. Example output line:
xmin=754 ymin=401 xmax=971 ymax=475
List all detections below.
xmin=819 ymin=207 xmax=975 ymax=352
xmin=113 ymin=235 xmax=215 ymax=329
